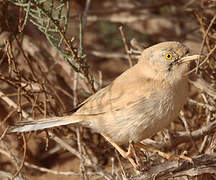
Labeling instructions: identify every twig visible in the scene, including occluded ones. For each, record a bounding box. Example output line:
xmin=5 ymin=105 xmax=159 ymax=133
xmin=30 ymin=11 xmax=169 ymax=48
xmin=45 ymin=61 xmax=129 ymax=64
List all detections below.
xmin=179 ymin=111 xmax=199 ymax=153
xmin=195 ymin=14 xmax=216 ymax=73
xmin=188 ymin=98 xmax=215 ymax=111
xmin=111 ymin=157 xmax=115 ymax=175
xmin=45 ymin=132 xmax=114 ymax=179
xmin=0 ymin=148 xmax=106 ymax=177
xmin=115 ymin=150 xmax=127 ymax=179
xmin=48 ymin=132 xmax=90 ymax=165
xmin=130 ymin=154 xmax=216 ymax=180
xmin=189 ymin=76 xmax=216 ymax=98
xmin=0 ymin=148 xmax=80 ymax=176
xmin=130 ymin=38 xmax=145 ymax=52
xmin=199 ymin=114 xmax=211 ymax=153
xmin=142 ymin=120 xmax=216 ymax=151
xmin=0 ymin=126 xmax=9 ymax=140
xmin=0 ymin=170 xmax=24 ymax=180
xmin=187 ymin=43 xmax=216 ymax=75
xmin=98 ymin=71 xmax=103 ymax=90
xmin=76 ymin=127 xmax=89 ymax=180
xmin=87 ymin=13 xmax=149 ymax=23
xmin=171 ymin=119 xmax=216 ymax=148
xmin=89 ymin=50 xmax=136 ymax=59
xmin=78 ymin=11 xmax=90 ymax=179
xmin=0 ymin=141 xmax=27 ymax=180
xmin=13 ymin=33 xmax=37 ymax=81
xmin=12 ymin=133 xmax=27 ymax=180
xmin=0 ymin=147 xmax=110 ymax=178
xmin=119 ymin=26 xmax=133 ymax=67
xmin=175 ymin=119 xmax=216 ymax=146
xmin=199 ymin=93 xmax=212 ymax=154
xmin=82 ymin=0 xmax=91 ymax=28
xmin=72 ymin=72 xmax=88 ymax=179
xmin=73 ymin=71 xmax=79 ymax=108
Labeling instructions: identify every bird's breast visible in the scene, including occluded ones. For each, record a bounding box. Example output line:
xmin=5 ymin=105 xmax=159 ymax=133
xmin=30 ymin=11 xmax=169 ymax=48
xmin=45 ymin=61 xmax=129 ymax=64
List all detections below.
xmin=127 ymin=78 xmax=189 ymax=143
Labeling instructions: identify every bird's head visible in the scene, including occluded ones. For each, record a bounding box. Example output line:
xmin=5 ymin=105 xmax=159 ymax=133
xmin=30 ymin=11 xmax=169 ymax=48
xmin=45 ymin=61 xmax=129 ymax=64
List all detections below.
xmin=139 ymin=41 xmax=200 ymax=79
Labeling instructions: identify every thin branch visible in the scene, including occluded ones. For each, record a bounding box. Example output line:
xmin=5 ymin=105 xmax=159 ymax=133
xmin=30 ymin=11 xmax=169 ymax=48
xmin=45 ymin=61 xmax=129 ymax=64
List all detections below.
xmin=12 ymin=133 xmax=27 ymax=180
xmin=189 ymin=76 xmax=216 ymax=98
xmin=119 ymin=26 xmax=133 ymax=67
xmin=187 ymin=44 xmax=216 ymax=75
xmin=142 ymin=120 xmax=216 ymax=151
xmin=0 ymin=141 xmax=27 ymax=180
xmin=130 ymin=154 xmax=216 ymax=180
xmin=82 ymin=0 xmax=91 ymax=28
xmin=179 ymin=111 xmax=199 ymax=153
xmin=195 ymin=14 xmax=216 ymax=73
xmin=0 ymin=148 xmax=80 ymax=176
xmin=0 ymin=170 xmax=24 ymax=180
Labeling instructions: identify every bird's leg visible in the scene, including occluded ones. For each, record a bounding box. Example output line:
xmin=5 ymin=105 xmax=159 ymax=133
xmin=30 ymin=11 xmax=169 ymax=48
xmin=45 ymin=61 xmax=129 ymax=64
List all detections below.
xmin=101 ymin=133 xmax=139 ymax=169
xmin=134 ymin=142 xmax=193 ymax=162
xmin=128 ymin=140 xmax=145 ymax=166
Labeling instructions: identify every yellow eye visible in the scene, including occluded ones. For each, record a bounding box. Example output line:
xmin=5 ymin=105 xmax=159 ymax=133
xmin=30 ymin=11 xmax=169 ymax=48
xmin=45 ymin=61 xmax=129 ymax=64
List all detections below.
xmin=165 ymin=52 xmax=173 ymax=60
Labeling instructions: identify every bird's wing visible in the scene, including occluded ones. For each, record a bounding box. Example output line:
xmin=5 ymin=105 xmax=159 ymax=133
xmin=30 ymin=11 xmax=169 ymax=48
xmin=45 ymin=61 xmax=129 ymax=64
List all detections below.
xmin=75 ymin=71 xmax=160 ymax=115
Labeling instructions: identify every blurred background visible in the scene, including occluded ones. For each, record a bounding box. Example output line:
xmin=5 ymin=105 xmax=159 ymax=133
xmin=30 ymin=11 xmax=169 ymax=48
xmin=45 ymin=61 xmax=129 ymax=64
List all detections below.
xmin=0 ymin=0 xmax=216 ymax=179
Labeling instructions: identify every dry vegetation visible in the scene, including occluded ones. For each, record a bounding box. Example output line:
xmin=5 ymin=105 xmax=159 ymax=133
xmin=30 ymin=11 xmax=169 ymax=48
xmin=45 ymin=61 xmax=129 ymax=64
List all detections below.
xmin=0 ymin=0 xmax=216 ymax=179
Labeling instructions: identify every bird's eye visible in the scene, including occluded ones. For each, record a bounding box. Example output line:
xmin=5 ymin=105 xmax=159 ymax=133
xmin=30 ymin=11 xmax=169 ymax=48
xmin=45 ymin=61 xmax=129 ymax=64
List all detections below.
xmin=165 ymin=52 xmax=173 ymax=60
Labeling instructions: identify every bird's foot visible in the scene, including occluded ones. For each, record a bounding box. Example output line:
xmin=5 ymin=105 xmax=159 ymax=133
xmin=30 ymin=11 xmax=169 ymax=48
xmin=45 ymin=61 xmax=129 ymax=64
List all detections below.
xmin=101 ymin=133 xmax=141 ymax=169
xmin=134 ymin=142 xmax=193 ymax=163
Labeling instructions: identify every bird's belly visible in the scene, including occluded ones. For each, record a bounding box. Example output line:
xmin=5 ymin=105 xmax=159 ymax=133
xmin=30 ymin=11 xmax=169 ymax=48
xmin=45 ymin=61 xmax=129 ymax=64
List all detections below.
xmin=131 ymin=111 xmax=175 ymax=143
xmin=129 ymin=83 xmax=188 ymax=143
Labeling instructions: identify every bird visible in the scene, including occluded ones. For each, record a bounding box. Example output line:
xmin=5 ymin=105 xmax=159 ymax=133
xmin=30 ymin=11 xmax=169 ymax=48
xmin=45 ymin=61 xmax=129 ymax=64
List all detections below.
xmin=9 ymin=41 xmax=200 ymax=168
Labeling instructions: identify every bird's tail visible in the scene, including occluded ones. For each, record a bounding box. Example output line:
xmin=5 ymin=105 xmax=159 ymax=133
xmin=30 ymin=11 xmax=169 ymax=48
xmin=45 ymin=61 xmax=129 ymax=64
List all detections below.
xmin=10 ymin=116 xmax=80 ymax=133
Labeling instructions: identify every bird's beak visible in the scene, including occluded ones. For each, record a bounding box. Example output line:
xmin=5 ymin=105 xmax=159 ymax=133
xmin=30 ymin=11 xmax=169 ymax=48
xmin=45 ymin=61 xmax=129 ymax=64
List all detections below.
xmin=179 ymin=55 xmax=200 ymax=63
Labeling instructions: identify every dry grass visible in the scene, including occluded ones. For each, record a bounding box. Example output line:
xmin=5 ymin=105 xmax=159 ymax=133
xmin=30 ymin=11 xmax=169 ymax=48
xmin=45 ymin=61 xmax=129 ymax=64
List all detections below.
xmin=0 ymin=0 xmax=216 ymax=180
